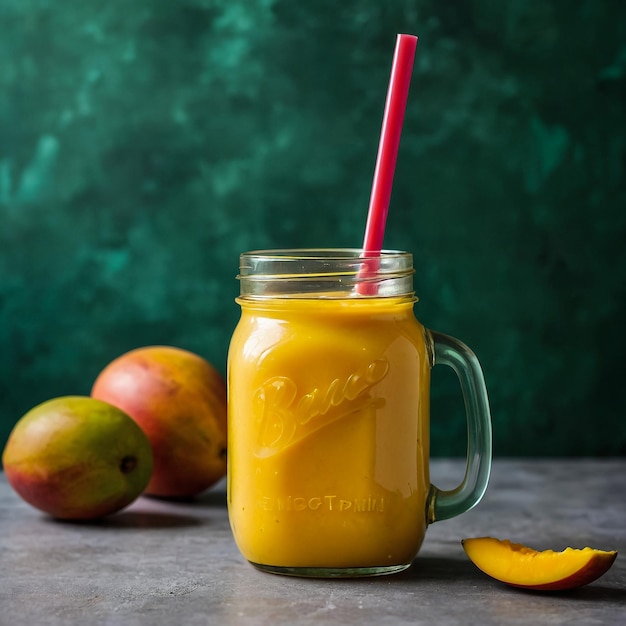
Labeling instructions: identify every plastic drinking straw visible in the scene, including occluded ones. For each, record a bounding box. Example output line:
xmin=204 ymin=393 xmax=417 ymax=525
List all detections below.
xmin=357 ymin=33 xmax=417 ymax=294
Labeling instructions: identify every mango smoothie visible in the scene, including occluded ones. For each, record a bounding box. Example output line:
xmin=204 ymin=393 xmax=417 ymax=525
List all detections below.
xmin=227 ymin=295 xmax=431 ymax=573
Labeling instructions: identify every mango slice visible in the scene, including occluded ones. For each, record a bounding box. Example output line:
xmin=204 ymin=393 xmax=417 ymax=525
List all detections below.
xmin=462 ymin=537 xmax=617 ymax=591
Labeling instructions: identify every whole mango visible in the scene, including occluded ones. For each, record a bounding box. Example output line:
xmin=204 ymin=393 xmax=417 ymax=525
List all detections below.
xmin=2 ymin=396 xmax=153 ymax=520
xmin=91 ymin=345 xmax=227 ymax=498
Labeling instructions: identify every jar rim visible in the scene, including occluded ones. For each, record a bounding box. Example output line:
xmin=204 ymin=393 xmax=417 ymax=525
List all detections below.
xmin=240 ymin=248 xmax=411 ymax=261
xmin=237 ymin=249 xmax=415 ymax=299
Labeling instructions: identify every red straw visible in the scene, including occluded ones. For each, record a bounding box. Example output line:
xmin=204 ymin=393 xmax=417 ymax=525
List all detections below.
xmin=357 ymin=34 xmax=417 ymax=294
xmin=362 ymin=34 xmax=418 ymax=255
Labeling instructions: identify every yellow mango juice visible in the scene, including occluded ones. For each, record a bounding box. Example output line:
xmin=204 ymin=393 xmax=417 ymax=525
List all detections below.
xmin=227 ymin=295 xmax=431 ymax=572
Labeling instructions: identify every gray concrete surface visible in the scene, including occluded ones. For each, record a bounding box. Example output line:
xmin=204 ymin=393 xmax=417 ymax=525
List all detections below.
xmin=1 ymin=459 xmax=624 ymax=625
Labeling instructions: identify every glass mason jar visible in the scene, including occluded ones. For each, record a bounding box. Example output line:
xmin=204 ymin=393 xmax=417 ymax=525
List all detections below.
xmin=227 ymin=249 xmax=492 ymax=578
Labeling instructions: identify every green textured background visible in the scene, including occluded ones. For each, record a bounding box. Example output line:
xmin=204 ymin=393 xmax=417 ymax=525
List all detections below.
xmin=1 ymin=1 xmax=625 ymax=457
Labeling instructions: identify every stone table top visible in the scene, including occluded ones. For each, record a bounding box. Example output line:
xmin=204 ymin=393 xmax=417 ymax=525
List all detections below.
xmin=1 ymin=459 xmax=624 ymax=625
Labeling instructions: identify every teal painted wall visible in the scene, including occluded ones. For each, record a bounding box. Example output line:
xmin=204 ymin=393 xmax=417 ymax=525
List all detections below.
xmin=1 ymin=1 xmax=625 ymax=456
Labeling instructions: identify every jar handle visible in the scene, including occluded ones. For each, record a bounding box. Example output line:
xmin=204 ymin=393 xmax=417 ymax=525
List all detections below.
xmin=426 ymin=330 xmax=493 ymax=524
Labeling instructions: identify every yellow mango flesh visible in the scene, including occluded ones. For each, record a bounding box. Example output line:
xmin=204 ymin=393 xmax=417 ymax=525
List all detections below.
xmin=462 ymin=537 xmax=617 ymax=591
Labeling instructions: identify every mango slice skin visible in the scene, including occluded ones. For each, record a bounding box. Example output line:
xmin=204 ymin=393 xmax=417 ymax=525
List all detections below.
xmin=462 ymin=537 xmax=618 ymax=591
